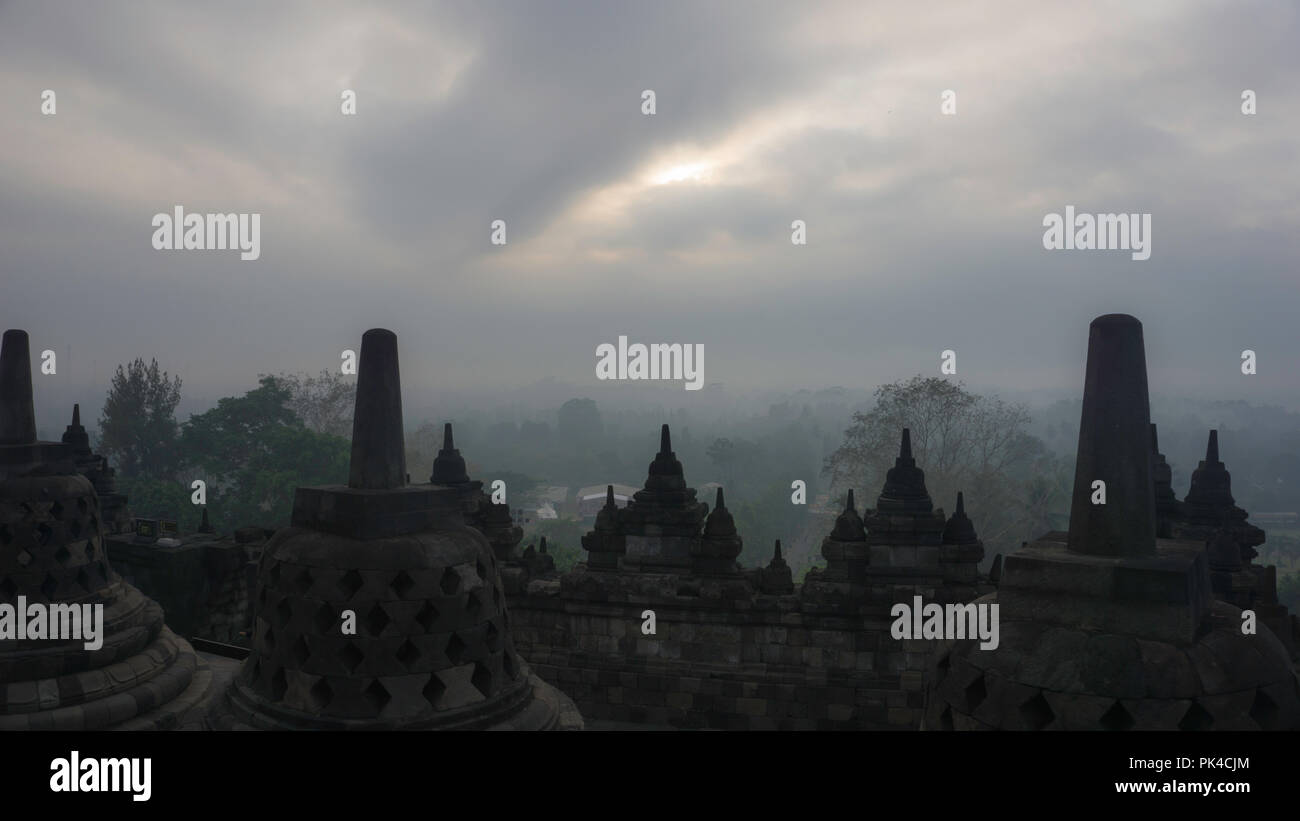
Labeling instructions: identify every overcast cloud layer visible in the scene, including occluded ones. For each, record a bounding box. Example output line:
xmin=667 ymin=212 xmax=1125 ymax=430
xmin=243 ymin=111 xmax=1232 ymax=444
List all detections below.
xmin=2 ymin=0 xmax=1297 ymax=426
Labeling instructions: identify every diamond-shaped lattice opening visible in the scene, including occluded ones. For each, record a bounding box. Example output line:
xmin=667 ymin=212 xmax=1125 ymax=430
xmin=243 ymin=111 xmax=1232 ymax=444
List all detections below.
xmin=50 ymin=500 xmax=64 ymax=520
xmin=339 ymin=569 xmax=364 ymax=599
xmin=292 ymin=635 xmax=311 ymax=666
xmin=935 ymin=654 xmax=956 ymax=680
xmin=268 ymin=563 xmax=281 ymax=587
xmin=294 ymin=568 xmax=313 ymax=595
xmin=69 ymin=519 xmax=81 ymax=539
xmin=338 ymin=643 xmax=364 ymax=674
xmin=77 ymin=497 xmax=88 ymax=514
xmin=15 ymin=549 xmax=32 ymax=568
xmin=464 ymin=590 xmax=482 ymax=618
xmin=36 ymin=523 xmax=53 ymax=546
xmin=76 ymin=567 xmax=91 ymax=592
xmin=440 ymin=567 xmax=460 ymax=595
xmin=53 ymin=544 xmax=70 ymax=565
xmin=476 ymin=559 xmax=487 ymax=580
xmin=276 ymin=597 xmax=293 ymax=628
xmin=415 ymin=601 xmax=439 ymax=632
xmin=270 ymin=668 xmax=288 ymax=701
xmin=362 ymin=679 xmax=391 ymax=715
xmin=485 ymin=621 xmax=501 ymax=652
xmin=471 ymin=662 xmax=493 ymax=698
xmin=390 ymin=570 xmax=415 ymax=598
xmin=445 ymin=633 xmax=467 ymax=665
xmin=1019 ymin=692 xmax=1054 ymax=730
xmin=396 ymin=639 xmax=420 ymax=669
xmin=939 ymin=706 xmax=954 ymax=731
xmin=366 ymin=604 xmax=390 ymax=636
xmin=88 ymin=514 xmax=98 ymax=531
xmin=502 ymin=649 xmax=517 ymax=680
xmin=423 ymin=673 xmax=446 ymax=707
xmin=40 ymin=573 xmax=57 ymax=600
xmin=1250 ymin=689 xmax=1279 ymax=730
xmin=84 ymin=539 xmax=94 ymax=560
xmin=0 ymin=577 xmax=16 ymax=598
xmin=964 ymin=675 xmax=987 ymax=712
xmin=1178 ymin=700 xmax=1213 ymax=731
xmin=314 ymin=602 xmax=336 ymax=634
xmin=1099 ymin=700 xmax=1135 ymax=731
xmin=309 ymin=677 xmax=333 ymax=711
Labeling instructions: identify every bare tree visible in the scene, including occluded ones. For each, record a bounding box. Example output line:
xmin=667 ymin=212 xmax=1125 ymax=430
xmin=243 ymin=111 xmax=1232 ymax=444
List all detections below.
xmin=274 ymin=369 xmax=355 ymax=438
xmin=824 ymin=376 xmax=1063 ymax=556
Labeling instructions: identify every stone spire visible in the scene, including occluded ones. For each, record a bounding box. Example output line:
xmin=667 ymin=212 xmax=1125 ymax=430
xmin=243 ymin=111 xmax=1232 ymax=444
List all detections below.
xmin=582 ymin=484 xmax=626 ymax=570
xmin=1 ymin=329 xmax=216 ymax=729
xmin=941 ymin=492 xmax=978 ymax=545
xmin=61 ymin=403 xmax=91 ymax=457
xmin=1149 ymin=423 xmax=1179 ymax=537
xmin=694 ymin=486 xmax=743 ymax=574
xmin=926 ymin=313 xmax=1300 ymax=731
xmin=817 ymin=489 xmax=870 ymax=582
xmin=348 ymin=329 xmax=406 ymax=490
xmin=616 ymin=424 xmax=707 ymax=571
xmin=830 ymin=489 xmax=867 ymax=542
xmin=430 ymin=422 xmax=470 ymax=485
xmin=1066 ymin=314 xmax=1156 ymax=557
xmin=644 ymin=423 xmax=687 ymax=493
xmin=876 ymin=429 xmax=933 ymax=513
xmin=223 ymin=328 xmax=579 ymax=729
xmin=759 ymin=539 xmax=794 ymax=595
xmin=0 ymin=329 xmax=37 ymax=446
xmin=1183 ymin=430 xmax=1236 ymax=513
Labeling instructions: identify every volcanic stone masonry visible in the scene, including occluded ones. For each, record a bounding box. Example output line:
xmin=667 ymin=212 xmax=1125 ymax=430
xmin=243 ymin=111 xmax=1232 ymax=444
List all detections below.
xmin=0 ymin=329 xmax=218 ymax=729
xmin=503 ymin=423 xmax=992 ymax=729
xmin=923 ymin=314 xmax=1300 ymax=730
xmin=212 ymin=328 xmax=581 ymax=730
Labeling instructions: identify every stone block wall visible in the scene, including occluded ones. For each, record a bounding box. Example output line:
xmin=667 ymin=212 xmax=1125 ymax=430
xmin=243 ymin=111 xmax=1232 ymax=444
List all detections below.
xmin=508 ymin=575 xmax=932 ymax=729
xmin=107 ymin=535 xmax=261 ymax=645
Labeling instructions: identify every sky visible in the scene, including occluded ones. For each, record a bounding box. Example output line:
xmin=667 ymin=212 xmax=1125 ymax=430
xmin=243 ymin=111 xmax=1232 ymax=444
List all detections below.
xmin=1 ymin=0 xmax=1297 ymax=430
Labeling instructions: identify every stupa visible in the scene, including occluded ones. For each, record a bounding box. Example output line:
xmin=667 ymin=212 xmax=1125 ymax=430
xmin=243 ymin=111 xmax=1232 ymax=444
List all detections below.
xmin=925 ymin=315 xmax=1300 ymax=730
xmin=219 ymin=329 xmax=580 ymax=729
xmin=0 ymin=329 xmax=215 ymax=729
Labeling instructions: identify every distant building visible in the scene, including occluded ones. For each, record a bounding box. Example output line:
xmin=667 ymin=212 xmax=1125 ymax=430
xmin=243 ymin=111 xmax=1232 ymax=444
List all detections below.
xmin=577 ymin=484 xmax=636 ymax=517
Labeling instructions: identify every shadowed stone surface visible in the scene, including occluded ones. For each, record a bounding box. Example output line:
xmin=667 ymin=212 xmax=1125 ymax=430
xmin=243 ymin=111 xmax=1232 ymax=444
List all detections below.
xmin=1068 ymin=314 xmax=1156 ymax=558
xmin=926 ymin=315 xmax=1300 ymax=731
xmin=0 ymin=329 xmax=216 ymax=730
xmin=218 ymin=328 xmax=580 ymax=730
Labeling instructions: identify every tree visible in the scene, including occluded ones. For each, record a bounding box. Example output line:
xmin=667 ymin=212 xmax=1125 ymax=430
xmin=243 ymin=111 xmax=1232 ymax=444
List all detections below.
xmin=179 ymin=376 xmax=349 ymax=532
xmin=98 ymin=358 xmax=183 ymax=479
xmin=275 ymin=369 xmax=355 ymax=438
xmin=823 ymin=375 xmax=1055 ymax=559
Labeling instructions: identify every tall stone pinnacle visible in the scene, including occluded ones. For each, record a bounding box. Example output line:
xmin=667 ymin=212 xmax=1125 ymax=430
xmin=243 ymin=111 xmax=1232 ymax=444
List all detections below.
xmin=660 ymin=423 xmax=671 ymax=454
xmin=1206 ymin=429 xmax=1219 ymax=463
xmin=830 ymin=489 xmax=867 ymax=541
xmin=62 ymin=403 xmax=92 ymax=456
xmin=347 ymin=328 xmax=406 ymax=490
xmin=1066 ymin=314 xmax=1156 ymax=557
xmin=430 ymin=422 xmax=470 ymax=484
xmin=0 ymin=330 xmax=37 ymax=446
xmin=942 ymin=491 xmax=978 ymax=545
xmin=876 ymin=428 xmax=933 ymax=513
